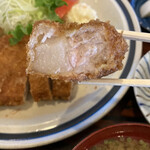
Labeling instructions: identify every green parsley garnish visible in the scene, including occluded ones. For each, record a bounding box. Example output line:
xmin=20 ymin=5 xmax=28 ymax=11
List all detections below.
xmin=9 ymin=24 xmax=32 ymax=45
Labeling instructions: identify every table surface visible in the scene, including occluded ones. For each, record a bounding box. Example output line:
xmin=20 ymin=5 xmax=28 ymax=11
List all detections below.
xmin=23 ymin=5 xmax=150 ymax=150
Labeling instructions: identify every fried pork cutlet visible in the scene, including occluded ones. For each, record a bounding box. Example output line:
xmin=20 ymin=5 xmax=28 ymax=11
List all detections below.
xmin=52 ymin=79 xmax=73 ymax=100
xmin=26 ymin=20 xmax=128 ymax=81
xmin=29 ymin=74 xmax=52 ymax=101
xmin=0 ymin=27 xmax=4 ymax=37
xmin=0 ymin=35 xmax=28 ymax=106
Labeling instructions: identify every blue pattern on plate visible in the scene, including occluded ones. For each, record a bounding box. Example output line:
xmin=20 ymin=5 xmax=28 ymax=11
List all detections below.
xmin=131 ymin=0 xmax=150 ymax=31
xmin=134 ymin=51 xmax=150 ymax=123
xmin=139 ymin=103 xmax=150 ymax=108
xmin=136 ymin=69 xmax=145 ymax=79
xmin=144 ymin=55 xmax=150 ymax=74
xmin=137 ymin=87 xmax=150 ymax=98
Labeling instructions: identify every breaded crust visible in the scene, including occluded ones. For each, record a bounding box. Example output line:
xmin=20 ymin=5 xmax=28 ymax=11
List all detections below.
xmin=52 ymin=79 xmax=73 ymax=100
xmin=27 ymin=20 xmax=128 ymax=81
xmin=29 ymin=74 xmax=52 ymax=101
xmin=0 ymin=35 xmax=28 ymax=106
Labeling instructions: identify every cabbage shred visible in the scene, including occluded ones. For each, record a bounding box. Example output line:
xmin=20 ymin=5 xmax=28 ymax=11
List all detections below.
xmin=0 ymin=0 xmax=48 ymax=33
xmin=0 ymin=0 xmax=67 ymax=45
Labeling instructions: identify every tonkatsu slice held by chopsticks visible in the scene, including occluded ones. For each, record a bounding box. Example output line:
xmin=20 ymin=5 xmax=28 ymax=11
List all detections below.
xmin=26 ymin=20 xmax=128 ymax=81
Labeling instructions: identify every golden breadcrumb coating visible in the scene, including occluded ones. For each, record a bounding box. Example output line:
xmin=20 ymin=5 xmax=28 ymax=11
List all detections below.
xmin=29 ymin=74 xmax=53 ymax=102
xmin=52 ymin=79 xmax=73 ymax=100
xmin=0 ymin=35 xmax=28 ymax=106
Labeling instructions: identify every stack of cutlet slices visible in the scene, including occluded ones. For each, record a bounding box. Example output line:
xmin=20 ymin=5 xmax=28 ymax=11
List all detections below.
xmin=0 ymin=35 xmax=74 ymax=106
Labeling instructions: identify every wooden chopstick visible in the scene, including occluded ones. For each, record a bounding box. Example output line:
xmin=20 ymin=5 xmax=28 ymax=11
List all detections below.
xmin=78 ymin=79 xmax=150 ymax=87
xmin=117 ymin=30 xmax=150 ymax=43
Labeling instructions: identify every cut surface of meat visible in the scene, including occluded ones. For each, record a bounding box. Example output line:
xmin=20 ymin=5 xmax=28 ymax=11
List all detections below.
xmin=27 ymin=20 xmax=128 ymax=81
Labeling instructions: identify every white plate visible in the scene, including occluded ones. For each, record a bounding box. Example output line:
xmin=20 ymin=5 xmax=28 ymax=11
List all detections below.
xmin=0 ymin=0 xmax=142 ymax=149
xmin=134 ymin=51 xmax=150 ymax=123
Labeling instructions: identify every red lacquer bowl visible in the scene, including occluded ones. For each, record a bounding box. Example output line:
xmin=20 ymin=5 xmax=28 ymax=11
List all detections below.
xmin=73 ymin=123 xmax=150 ymax=150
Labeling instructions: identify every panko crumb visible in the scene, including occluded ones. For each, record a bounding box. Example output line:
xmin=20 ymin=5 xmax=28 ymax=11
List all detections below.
xmin=94 ymin=86 xmax=98 ymax=90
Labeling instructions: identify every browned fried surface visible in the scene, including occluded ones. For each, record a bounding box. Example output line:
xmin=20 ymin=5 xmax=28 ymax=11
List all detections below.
xmin=27 ymin=20 xmax=128 ymax=81
xmin=29 ymin=75 xmax=52 ymax=101
xmin=0 ymin=27 xmax=4 ymax=37
xmin=52 ymin=80 xmax=73 ymax=100
xmin=0 ymin=35 xmax=28 ymax=106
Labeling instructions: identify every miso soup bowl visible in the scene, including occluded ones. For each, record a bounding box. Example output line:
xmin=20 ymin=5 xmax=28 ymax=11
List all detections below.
xmin=73 ymin=123 xmax=150 ymax=150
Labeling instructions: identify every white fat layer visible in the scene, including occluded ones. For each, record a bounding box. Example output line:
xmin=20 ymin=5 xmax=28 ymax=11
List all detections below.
xmin=28 ymin=24 xmax=55 ymax=49
xmin=41 ymin=29 xmax=55 ymax=43
xmin=28 ymin=50 xmax=35 ymax=62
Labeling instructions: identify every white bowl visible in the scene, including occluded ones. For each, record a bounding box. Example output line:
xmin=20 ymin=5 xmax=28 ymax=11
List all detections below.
xmin=134 ymin=51 xmax=150 ymax=123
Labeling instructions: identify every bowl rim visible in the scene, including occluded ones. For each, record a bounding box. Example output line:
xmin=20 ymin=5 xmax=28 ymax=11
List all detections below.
xmin=73 ymin=123 xmax=150 ymax=150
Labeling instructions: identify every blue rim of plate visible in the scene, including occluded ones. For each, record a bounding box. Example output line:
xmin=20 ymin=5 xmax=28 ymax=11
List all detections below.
xmin=131 ymin=0 xmax=150 ymax=32
xmin=0 ymin=0 xmax=136 ymax=141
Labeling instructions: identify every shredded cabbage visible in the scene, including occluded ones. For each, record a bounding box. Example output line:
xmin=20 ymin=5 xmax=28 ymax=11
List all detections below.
xmin=0 ymin=0 xmax=47 ymax=33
